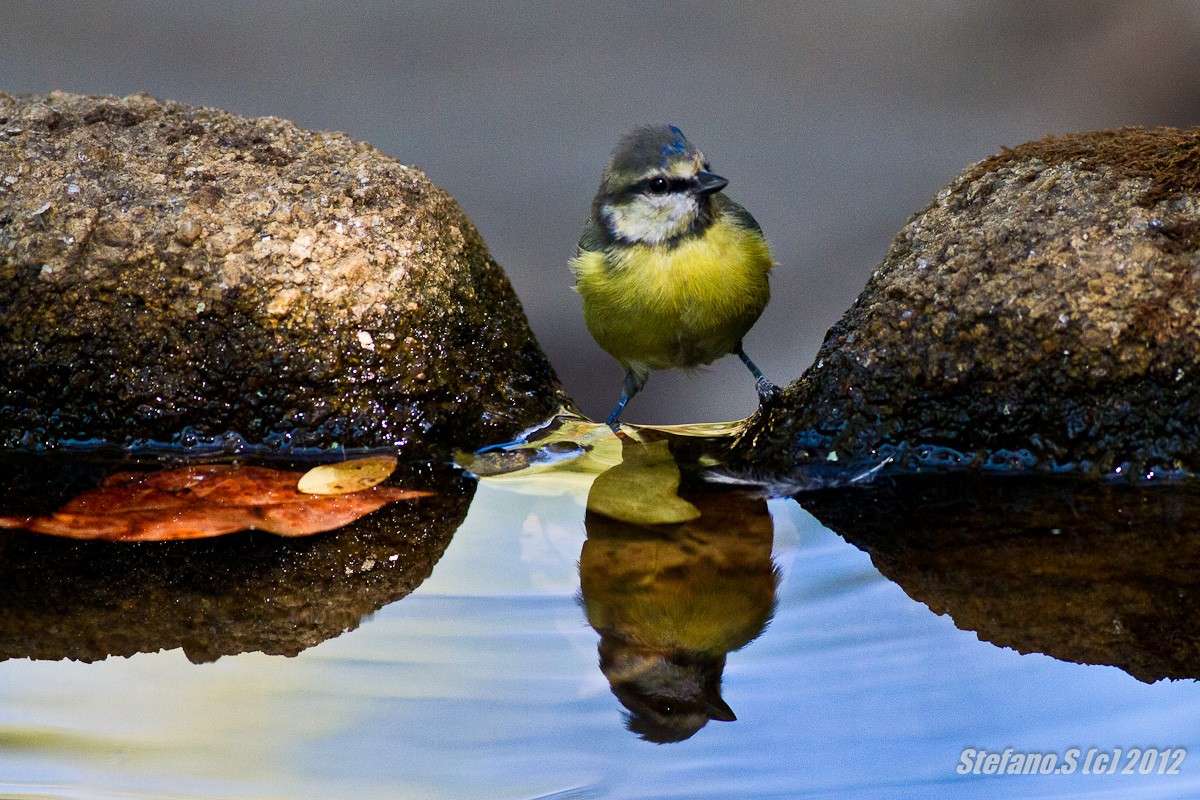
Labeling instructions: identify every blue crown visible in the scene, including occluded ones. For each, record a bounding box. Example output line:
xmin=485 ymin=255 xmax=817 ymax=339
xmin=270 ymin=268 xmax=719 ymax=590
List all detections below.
xmin=660 ymin=125 xmax=688 ymax=160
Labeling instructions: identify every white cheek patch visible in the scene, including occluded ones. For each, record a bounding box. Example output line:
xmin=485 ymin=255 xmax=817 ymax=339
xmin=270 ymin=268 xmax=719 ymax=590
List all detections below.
xmin=603 ymin=193 xmax=699 ymax=245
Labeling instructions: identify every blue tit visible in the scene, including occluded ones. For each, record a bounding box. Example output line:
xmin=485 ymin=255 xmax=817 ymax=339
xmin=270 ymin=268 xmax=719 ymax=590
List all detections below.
xmin=570 ymin=125 xmax=777 ymax=428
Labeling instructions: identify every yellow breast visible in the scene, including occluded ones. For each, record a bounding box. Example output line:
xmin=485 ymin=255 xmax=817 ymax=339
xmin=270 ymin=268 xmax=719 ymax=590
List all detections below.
xmin=571 ymin=217 xmax=773 ymax=371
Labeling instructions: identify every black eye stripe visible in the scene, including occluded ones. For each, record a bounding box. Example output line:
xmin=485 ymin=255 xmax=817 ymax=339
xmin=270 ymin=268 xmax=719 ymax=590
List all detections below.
xmin=635 ymin=176 xmax=693 ymax=195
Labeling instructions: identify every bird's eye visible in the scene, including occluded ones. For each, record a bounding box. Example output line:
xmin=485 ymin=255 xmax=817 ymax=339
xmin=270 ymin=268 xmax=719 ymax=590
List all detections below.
xmin=647 ymin=176 xmax=670 ymax=194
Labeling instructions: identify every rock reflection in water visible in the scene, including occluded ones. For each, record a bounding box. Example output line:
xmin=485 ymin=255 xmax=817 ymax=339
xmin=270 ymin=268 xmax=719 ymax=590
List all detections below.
xmin=0 ymin=454 xmax=471 ymax=663
xmin=581 ymin=436 xmax=779 ymax=742
xmin=799 ymin=475 xmax=1200 ymax=683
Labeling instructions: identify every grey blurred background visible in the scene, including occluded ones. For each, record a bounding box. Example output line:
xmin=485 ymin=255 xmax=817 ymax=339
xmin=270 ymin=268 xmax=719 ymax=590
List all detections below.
xmin=3 ymin=1 xmax=1200 ymax=423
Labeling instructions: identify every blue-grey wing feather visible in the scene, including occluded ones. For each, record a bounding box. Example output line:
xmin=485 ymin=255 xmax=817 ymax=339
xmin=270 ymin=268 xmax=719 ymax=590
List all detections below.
xmin=577 ymin=214 xmax=609 ymax=253
xmin=716 ymin=195 xmax=764 ymax=235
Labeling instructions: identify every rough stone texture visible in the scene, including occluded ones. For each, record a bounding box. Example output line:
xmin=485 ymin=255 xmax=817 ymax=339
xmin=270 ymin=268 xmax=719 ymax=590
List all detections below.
xmin=733 ymin=127 xmax=1200 ymax=482
xmin=0 ymin=455 xmax=471 ymax=662
xmin=800 ymin=476 xmax=1200 ymax=683
xmin=0 ymin=91 xmax=562 ymax=453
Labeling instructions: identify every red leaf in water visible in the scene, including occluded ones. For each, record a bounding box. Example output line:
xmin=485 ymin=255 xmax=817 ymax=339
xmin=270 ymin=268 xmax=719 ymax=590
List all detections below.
xmin=0 ymin=465 xmax=431 ymax=541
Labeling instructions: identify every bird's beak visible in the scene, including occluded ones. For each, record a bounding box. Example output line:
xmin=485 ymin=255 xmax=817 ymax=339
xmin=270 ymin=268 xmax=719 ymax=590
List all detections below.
xmin=693 ymin=170 xmax=729 ymax=196
xmin=705 ymin=694 xmax=738 ymax=722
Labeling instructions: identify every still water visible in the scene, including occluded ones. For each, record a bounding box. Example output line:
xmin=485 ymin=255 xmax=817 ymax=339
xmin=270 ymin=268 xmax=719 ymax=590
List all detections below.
xmin=1 ymin=418 xmax=1199 ymax=799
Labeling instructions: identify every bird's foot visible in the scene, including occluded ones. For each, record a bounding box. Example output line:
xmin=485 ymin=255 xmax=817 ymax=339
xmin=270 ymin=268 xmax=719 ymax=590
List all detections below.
xmin=605 ymin=420 xmax=638 ymax=442
xmin=755 ymin=376 xmax=781 ymax=404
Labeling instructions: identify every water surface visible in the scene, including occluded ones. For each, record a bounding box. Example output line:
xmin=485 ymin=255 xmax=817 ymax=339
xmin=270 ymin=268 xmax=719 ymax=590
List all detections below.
xmin=1 ymin=424 xmax=1199 ymax=798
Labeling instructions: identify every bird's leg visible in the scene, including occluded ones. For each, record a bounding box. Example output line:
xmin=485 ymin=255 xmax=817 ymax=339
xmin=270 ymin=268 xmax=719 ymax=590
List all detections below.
xmin=605 ymin=369 xmax=647 ymax=431
xmin=734 ymin=342 xmax=779 ymax=402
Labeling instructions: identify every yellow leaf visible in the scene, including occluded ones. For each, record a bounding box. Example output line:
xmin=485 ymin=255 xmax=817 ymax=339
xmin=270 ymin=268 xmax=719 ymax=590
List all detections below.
xmin=297 ymin=455 xmax=398 ymax=496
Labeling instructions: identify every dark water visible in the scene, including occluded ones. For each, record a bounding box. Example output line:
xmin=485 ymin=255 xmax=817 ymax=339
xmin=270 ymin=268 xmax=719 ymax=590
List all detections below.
xmin=2 ymin=420 xmax=1200 ymax=798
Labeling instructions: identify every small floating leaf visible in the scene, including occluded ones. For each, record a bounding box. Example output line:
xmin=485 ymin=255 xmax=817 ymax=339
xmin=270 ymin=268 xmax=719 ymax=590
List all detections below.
xmin=459 ymin=415 xmax=625 ymax=496
xmin=638 ymin=419 xmax=749 ymax=438
xmin=297 ymin=455 xmax=398 ymax=495
xmin=460 ymin=409 xmax=743 ymax=491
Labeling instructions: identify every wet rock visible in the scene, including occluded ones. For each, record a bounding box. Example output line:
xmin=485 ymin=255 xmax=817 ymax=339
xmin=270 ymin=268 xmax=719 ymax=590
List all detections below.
xmin=800 ymin=475 xmax=1200 ymax=682
xmin=733 ymin=127 xmax=1200 ymax=481
xmin=0 ymin=91 xmax=562 ymax=454
xmin=0 ymin=455 xmax=471 ymax=663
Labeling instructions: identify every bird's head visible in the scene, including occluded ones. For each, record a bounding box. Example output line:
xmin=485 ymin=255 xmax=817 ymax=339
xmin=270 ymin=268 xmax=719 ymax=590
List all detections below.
xmin=595 ymin=124 xmax=728 ymax=246
xmin=599 ymin=641 xmax=737 ymax=743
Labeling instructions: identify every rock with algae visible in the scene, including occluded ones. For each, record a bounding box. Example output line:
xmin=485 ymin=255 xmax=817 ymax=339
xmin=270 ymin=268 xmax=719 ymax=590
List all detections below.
xmin=733 ymin=127 xmax=1200 ymax=481
xmin=0 ymin=91 xmax=562 ymax=454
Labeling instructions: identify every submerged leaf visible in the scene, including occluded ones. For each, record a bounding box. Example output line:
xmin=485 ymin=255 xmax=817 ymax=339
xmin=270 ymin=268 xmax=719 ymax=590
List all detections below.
xmin=0 ymin=464 xmax=430 ymax=541
xmin=297 ymin=455 xmax=398 ymax=495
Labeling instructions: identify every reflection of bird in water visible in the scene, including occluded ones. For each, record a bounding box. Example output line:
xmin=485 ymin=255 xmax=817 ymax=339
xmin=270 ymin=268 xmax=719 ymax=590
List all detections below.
xmin=580 ymin=479 xmax=778 ymax=743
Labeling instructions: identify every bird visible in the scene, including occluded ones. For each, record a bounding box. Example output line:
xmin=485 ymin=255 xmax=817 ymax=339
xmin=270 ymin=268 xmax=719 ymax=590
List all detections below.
xmin=570 ymin=124 xmax=777 ymax=430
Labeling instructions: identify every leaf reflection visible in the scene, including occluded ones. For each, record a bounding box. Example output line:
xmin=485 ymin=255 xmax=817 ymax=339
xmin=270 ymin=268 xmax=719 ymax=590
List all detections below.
xmin=0 ymin=463 xmax=429 ymax=541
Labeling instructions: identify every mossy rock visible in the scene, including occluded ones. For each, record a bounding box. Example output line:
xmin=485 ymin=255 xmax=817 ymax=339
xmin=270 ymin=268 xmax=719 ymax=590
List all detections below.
xmin=0 ymin=91 xmax=562 ymax=454
xmin=733 ymin=127 xmax=1200 ymax=482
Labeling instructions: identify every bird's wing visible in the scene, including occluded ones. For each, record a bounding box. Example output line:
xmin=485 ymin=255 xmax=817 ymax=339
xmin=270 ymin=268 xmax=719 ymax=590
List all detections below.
xmin=716 ymin=195 xmax=764 ymax=236
xmin=576 ymin=214 xmax=609 ymax=253
xmin=569 ymin=215 xmax=610 ymax=282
